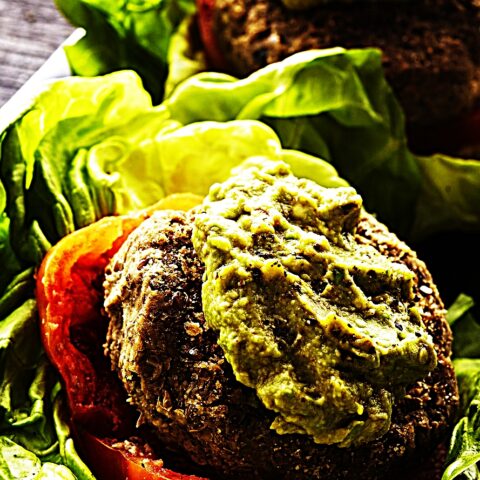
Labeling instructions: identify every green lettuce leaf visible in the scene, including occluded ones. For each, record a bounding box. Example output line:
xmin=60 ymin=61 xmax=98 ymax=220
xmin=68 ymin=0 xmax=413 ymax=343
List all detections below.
xmin=135 ymin=119 xmax=347 ymax=196
xmin=51 ymin=384 xmax=95 ymax=480
xmin=164 ymin=48 xmax=480 ymax=241
xmin=414 ymin=155 xmax=480 ymax=238
xmin=55 ymin=0 xmax=196 ymax=102
xmin=0 ymin=437 xmax=74 ymax=480
xmin=54 ymin=1 xmax=480 ymax=243
xmin=0 ymin=71 xmax=172 ymax=265
xmin=164 ymin=17 xmax=207 ymax=98
xmin=448 ymin=295 xmax=476 ymax=327
xmin=443 ymin=296 xmax=480 ymax=480
xmin=443 ymin=358 xmax=480 ymax=480
xmin=0 ymin=134 xmax=22 ymax=294
xmin=448 ymin=295 xmax=480 ymax=359
xmin=0 ymin=268 xmax=94 ymax=479
xmin=0 ymin=214 xmax=20 ymax=297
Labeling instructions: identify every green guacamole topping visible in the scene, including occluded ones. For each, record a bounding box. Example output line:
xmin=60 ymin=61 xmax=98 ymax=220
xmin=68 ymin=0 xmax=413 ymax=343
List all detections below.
xmin=282 ymin=0 xmax=409 ymax=10
xmin=192 ymin=159 xmax=437 ymax=447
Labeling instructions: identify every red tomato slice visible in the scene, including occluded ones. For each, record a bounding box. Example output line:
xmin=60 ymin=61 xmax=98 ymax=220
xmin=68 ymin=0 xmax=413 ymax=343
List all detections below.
xmin=196 ymin=0 xmax=228 ymax=71
xmin=36 ymin=196 xmax=206 ymax=480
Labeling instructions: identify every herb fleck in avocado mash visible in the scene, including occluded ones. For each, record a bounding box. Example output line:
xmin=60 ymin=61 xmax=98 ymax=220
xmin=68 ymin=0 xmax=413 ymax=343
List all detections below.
xmin=193 ymin=159 xmax=437 ymax=447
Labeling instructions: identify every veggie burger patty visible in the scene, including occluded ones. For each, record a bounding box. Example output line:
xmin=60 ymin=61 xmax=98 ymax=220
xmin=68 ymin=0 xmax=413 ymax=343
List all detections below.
xmin=103 ymin=163 xmax=457 ymax=479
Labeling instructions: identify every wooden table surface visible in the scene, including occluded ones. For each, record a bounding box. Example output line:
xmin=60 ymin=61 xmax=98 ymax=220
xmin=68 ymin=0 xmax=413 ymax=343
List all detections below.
xmin=0 ymin=0 xmax=73 ymax=107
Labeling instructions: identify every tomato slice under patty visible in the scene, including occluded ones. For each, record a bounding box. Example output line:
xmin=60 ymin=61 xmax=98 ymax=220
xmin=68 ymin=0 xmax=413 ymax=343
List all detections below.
xmin=36 ymin=195 xmax=206 ymax=480
xmin=196 ymin=0 xmax=229 ymax=71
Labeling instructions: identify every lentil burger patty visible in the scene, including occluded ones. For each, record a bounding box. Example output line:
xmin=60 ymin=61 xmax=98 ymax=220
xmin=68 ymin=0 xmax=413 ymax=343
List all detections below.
xmin=204 ymin=0 xmax=480 ymax=128
xmin=103 ymin=209 xmax=457 ymax=480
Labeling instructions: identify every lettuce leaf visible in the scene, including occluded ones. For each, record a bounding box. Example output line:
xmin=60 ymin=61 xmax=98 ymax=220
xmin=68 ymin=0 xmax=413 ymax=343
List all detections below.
xmin=54 ymin=2 xmax=480 ymax=243
xmin=448 ymin=295 xmax=480 ymax=359
xmin=0 ymin=268 xmax=94 ymax=479
xmin=0 ymin=215 xmax=20 ymax=297
xmin=443 ymin=295 xmax=480 ymax=480
xmin=443 ymin=358 xmax=480 ymax=480
xmin=55 ymin=0 xmax=196 ymax=102
xmin=0 ymin=71 xmax=173 ymax=266
xmin=0 ymin=437 xmax=76 ymax=480
xmin=164 ymin=17 xmax=207 ymax=98
xmin=448 ymin=295 xmax=476 ymax=327
xmin=0 ymin=69 xmax=346 ymax=271
xmin=414 ymin=155 xmax=480 ymax=238
xmin=164 ymin=48 xmax=480 ymax=241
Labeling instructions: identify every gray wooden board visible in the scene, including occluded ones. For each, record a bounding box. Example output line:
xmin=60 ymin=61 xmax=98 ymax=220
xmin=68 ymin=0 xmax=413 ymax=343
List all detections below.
xmin=0 ymin=0 xmax=73 ymax=107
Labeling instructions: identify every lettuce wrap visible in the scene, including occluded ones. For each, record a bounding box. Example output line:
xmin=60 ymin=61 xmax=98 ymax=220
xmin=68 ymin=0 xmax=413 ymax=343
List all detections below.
xmin=0 ymin=70 xmax=347 ymax=478
xmin=54 ymin=0 xmax=197 ymax=103
xmin=0 ymin=1 xmax=479 ymax=477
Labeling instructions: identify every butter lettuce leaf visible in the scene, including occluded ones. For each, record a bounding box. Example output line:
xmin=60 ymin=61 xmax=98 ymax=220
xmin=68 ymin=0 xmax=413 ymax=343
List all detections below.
xmin=0 ymin=437 xmax=74 ymax=480
xmin=443 ymin=358 xmax=480 ymax=480
xmin=164 ymin=48 xmax=480 ymax=241
xmin=0 ymin=268 xmax=94 ymax=479
xmin=448 ymin=294 xmax=476 ymax=327
xmin=136 ymin=120 xmax=347 ymax=196
xmin=0 ymin=215 xmax=20 ymax=296
xmin=414 ymin=155 xmax=480 ymax=238
xmin=53 ymin=2 xmax=480 ymax=241
xmin=0 ymin=70 xmax=346 ymax=272
xmin=0 ymin=67 xmax=349 ymax=271
xmin=449 ymin=295 xmax=480 ymax=359
xmin=55 ymin=0 xmax=195 ymax=102
xmin=443 ymin=296 xmax=480 ymax=480
xmin=0 ymin=71 xmax=173 ymax=266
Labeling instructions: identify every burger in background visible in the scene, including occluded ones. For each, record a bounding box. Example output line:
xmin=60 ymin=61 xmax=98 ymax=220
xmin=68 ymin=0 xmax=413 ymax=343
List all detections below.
xmin=196 ymin=0 xmax=480 ymax=157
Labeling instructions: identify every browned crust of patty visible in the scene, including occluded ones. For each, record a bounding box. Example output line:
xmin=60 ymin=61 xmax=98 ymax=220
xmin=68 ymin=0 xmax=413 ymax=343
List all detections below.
xmin=103 ymin=209 xmax=458 ymax=480
xmin=211 ymin=0 xmax=480 ymax=127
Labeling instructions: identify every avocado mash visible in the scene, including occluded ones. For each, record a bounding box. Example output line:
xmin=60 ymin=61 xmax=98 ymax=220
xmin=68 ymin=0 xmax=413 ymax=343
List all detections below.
xmin=192 ymin=159 xmax=436 ymax=447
